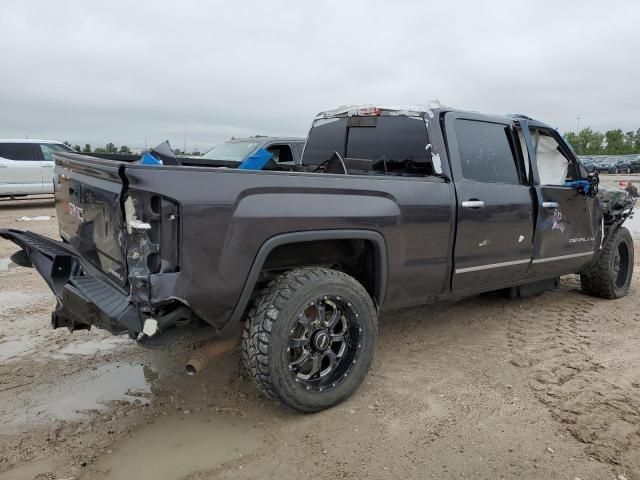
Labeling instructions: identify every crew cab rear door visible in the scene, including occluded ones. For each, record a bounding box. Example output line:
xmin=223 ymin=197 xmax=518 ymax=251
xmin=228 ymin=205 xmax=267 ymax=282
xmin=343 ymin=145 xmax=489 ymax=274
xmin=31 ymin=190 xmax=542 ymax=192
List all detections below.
xmin=519 ymin=125 xmax=600 ymax=277
xmin=445 ymin=112 xmax=534 ymax=291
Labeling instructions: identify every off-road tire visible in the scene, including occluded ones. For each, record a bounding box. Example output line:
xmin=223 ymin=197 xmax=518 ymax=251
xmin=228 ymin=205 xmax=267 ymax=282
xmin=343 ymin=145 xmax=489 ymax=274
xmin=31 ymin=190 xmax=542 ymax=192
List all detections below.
xmin=242 ymin=267 xmax=378 ymax=412
xmin=581 ymin=226 xmax=634 ymax=298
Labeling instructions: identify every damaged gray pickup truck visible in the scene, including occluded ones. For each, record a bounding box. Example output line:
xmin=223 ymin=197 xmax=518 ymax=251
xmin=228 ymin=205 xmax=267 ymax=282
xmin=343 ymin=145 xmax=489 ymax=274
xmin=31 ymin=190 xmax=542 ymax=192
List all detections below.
xmin=1 ymin=105 xmax=635 ymax=412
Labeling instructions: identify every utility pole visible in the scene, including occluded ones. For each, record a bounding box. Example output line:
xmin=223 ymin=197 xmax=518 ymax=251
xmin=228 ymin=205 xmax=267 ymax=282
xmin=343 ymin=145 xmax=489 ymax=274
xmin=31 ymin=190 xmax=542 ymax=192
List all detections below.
xmin=575 ymin=116 xmax=581 ymax=134
xmin=183 ymin=123 xmax=187 ymax=153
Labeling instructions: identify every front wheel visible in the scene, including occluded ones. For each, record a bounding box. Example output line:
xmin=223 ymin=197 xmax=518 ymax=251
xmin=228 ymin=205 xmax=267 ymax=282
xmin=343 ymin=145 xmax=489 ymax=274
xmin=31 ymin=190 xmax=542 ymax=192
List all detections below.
xmin=581 ymin=226 xmax=634 ymax=298
xmin=242 ymin=267 xmax=378 ymax=412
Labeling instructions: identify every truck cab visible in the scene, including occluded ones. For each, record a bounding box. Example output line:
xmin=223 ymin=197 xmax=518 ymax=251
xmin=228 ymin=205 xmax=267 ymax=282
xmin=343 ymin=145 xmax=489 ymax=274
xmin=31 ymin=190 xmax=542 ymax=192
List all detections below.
xmin=302 ymin=106 xmax=603 ymax=296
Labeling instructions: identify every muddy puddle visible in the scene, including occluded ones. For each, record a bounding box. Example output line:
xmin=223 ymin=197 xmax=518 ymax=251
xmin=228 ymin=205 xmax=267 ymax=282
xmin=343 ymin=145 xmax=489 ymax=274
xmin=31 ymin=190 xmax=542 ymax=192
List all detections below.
xmin=56 ymin=336 xmax=131 ymax=356
xmin=0 ymin=457 xmax=54 ymax=480
xmin=88 ymin=413 xmax=262 ymax=480
xmin=1 ymin=362 xmax=156 ymax=430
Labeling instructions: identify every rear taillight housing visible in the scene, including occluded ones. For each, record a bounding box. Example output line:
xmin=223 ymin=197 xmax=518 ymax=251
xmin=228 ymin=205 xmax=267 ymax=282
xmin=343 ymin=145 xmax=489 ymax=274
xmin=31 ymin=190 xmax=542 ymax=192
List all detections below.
xmin=123 ymin=191 xmax=179 ymax=303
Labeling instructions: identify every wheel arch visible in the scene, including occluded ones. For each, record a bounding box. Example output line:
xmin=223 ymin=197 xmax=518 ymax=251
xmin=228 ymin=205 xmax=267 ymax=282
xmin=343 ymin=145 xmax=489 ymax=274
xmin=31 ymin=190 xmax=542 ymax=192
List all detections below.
xmin=228 ymin=230 xmax=388 ymax=324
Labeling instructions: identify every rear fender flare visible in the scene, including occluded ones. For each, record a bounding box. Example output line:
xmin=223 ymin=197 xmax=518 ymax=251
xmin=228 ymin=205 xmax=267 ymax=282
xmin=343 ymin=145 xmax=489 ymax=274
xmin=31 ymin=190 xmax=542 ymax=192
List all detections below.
xmin=228 ymin=230 xmax=387 ymax=325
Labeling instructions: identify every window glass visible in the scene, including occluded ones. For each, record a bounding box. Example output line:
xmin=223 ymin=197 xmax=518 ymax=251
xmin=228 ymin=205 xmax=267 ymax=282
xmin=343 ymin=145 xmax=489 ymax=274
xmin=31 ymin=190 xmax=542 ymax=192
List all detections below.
xmin=302 ymin=118 xmax=347 ymax=166
xmin=201 ymin=141 xmax=259 ymax=162
xmin=0 ymin=143 xmax=35 ymax=161
xmin=40 ymin=143 xmax=73 ymax=161
xmin=303 ymin=116 xmax=432 ymax=176
xmin=346 ymin=116 xmax=431 ymax=174
xmin=516 ymin=130 xmax=530 ymax=180
xmin=455 ymin=119 xmax=520 ymax=184
xmin=267 ymin=145 xmax=293 ymax=163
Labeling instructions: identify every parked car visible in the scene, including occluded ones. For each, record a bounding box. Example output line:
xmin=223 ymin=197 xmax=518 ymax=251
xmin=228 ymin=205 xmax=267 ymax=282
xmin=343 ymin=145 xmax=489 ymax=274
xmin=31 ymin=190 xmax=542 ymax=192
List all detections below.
xmin=628 ymin=155 xmax=640 ymax=173
xmin=579 ymin=156 xmax=597 ymax=173
xmin=594 ymin=156 xmax=632 ymax=174
xmin=194 ymin=136 xmax=306 ymax=168
xmin=1 ymin=105 xmax=635 ymax=413
xmin=0 ymin=139 xmax=76 ymax=196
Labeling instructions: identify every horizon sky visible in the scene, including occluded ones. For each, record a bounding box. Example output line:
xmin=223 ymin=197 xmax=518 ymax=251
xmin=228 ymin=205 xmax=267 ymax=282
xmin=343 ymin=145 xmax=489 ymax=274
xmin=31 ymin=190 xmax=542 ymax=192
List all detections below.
xmin=1 ymin=0 xmax=639 ymax=152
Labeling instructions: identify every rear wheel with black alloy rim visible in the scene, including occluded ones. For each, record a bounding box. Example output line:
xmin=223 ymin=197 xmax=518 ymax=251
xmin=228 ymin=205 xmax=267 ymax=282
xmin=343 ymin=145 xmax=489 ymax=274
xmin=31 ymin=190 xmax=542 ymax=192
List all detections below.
xmin=242 ymin=267 xmax=378 ymax=412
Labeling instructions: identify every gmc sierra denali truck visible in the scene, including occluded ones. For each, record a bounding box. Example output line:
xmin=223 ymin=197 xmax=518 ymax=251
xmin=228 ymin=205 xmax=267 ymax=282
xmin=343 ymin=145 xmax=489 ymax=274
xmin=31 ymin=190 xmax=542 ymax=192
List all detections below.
xmin=1 ymin=105 xmax=635 ymax=412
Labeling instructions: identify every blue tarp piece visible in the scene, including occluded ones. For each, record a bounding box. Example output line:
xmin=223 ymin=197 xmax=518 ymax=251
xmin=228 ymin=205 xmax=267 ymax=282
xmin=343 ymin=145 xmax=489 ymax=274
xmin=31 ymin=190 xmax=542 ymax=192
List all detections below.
xmin=238 ymin=148 xmax=273 ymax=170
xmin=565 ymin=179 xmax=592 ymax=195
xmin=139 ymin=152 xmax=162 ymax=165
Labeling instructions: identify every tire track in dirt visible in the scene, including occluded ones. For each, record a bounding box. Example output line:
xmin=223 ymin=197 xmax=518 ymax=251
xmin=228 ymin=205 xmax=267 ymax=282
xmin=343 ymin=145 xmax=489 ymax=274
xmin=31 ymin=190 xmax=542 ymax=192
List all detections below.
xmin=508 ymin=277 xmax=640 ymax=476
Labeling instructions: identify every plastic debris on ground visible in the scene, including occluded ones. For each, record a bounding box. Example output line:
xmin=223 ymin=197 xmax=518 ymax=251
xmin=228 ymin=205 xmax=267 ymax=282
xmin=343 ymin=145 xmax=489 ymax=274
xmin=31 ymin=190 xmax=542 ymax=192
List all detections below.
xmin=16 ymin=216 xmax=52 ymax=222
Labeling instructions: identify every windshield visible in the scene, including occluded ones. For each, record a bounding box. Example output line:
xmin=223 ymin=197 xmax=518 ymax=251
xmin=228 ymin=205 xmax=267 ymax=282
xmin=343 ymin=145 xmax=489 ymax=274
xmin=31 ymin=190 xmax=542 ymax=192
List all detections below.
xmin=201 ymin=141 xmax=259 ymax=162
xmin=39 ymin=143 xmax=76 ymax=161
xmin=45 ymin=143 xmax=75 ymax=153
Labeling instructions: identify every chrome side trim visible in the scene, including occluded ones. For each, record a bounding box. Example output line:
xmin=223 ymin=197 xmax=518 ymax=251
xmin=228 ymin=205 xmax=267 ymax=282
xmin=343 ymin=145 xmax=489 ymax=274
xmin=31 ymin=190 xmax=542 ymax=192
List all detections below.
xmin=532 ymin=251 xmax=594 ymax=264
xmin=455 ymin=258 xmax=531 ymax=274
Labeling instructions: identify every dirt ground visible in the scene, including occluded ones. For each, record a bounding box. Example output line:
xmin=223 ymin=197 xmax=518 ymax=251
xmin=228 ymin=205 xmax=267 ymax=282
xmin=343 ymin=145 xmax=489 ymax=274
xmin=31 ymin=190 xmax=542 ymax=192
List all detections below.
xmin=1 ymin=176 xmax=639 ymax=480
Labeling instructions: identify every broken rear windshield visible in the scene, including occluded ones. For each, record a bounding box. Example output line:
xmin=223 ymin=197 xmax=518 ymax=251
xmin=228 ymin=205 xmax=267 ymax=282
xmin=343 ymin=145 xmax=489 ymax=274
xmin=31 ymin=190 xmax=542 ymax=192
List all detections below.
xmin=303 ymin=116 xmax=432 ymax=175
xmin=202 ymin=141 xmax=259 ymax=162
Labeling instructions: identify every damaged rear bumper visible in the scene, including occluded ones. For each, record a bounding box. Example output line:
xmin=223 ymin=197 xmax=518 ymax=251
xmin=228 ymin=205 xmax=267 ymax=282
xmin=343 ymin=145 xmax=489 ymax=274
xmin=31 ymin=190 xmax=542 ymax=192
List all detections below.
xmin=0 ymin=229 xmax=142 ymax=336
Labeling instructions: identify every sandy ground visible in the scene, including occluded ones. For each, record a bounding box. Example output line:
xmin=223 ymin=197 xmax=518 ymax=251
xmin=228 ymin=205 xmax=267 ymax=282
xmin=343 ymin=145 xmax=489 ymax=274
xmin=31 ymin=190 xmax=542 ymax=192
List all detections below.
xmin=0 ymin=176 xmax=639 ymax=480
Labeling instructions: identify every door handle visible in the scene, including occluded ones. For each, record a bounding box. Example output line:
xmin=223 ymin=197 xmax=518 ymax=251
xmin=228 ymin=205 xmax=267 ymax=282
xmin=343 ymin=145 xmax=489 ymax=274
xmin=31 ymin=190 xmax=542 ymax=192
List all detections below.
xmin=461 ymin=200 xmax=485 ymax=208
xmin=542 ymin=201 xmax=559 ymax=209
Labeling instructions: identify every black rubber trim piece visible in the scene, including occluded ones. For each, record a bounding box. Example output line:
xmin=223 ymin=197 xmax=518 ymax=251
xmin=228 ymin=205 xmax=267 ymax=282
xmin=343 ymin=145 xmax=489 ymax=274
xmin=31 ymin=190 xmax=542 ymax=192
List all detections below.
xmin=228 ymin=230 xmax=387 ymax=326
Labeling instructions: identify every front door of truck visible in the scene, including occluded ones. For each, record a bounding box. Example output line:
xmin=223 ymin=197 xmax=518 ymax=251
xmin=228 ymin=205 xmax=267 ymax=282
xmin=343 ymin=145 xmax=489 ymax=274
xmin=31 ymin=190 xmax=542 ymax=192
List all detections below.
xmin=520 ymin=127 xmax=600 ymax=277
xmin=445 ymin=113 xmax=534 ymax=292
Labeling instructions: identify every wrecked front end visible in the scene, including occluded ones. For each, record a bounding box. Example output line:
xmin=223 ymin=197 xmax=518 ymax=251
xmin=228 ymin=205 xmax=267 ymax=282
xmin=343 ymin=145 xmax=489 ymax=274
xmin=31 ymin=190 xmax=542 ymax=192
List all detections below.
xmin=600 ymin=188 xmax=636 ymax=233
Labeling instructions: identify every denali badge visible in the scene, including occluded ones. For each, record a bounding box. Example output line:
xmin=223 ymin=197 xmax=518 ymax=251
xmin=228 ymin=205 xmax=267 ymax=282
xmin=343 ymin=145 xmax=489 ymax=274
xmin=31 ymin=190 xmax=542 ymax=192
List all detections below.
xmin=569 ymin=237 xmax=594 ymax=243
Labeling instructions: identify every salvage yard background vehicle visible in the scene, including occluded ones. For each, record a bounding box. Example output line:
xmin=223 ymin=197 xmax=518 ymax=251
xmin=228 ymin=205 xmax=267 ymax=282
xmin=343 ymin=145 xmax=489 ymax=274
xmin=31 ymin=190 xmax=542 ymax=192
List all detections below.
xmin=594 ymin=156 xmax=633 ymax=174
xmin=196 ymin=136 xmax=306 ymax=168
xmin=578 ymin=156 xmax=598 ymax=173
xmin=0 ymin=105 xmax=635 ymax=412
xmin=0 ymin=139 xmax=76 ymax=197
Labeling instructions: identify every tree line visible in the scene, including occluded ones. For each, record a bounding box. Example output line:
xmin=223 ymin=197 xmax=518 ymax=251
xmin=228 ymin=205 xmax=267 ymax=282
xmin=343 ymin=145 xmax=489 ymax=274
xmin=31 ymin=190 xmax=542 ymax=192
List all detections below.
xmin=62 ymin=141 xmax=202 ymax=156
xmin=564 ymin=128 xmax=640 ymax=156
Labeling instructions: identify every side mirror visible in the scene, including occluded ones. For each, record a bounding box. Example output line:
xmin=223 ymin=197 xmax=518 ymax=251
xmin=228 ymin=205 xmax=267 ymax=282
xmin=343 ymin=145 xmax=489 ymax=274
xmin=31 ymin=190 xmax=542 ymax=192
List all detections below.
xmin=565 ymin=172 xmax=598 ymax=197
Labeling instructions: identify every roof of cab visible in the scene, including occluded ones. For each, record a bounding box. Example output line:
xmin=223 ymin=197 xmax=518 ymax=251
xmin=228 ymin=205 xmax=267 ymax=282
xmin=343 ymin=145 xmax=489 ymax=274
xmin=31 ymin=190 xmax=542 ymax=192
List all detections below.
xmin=313 ymin=104 xmax=553 ymax=130
xmin=0 ymin=139 xmax=66 ymax=144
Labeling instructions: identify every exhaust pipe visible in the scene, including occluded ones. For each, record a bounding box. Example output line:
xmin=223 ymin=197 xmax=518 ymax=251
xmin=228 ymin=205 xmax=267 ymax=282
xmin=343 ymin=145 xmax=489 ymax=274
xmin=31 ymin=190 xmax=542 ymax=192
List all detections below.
xmin=185 ymin=322 xmax=244 ymax=375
